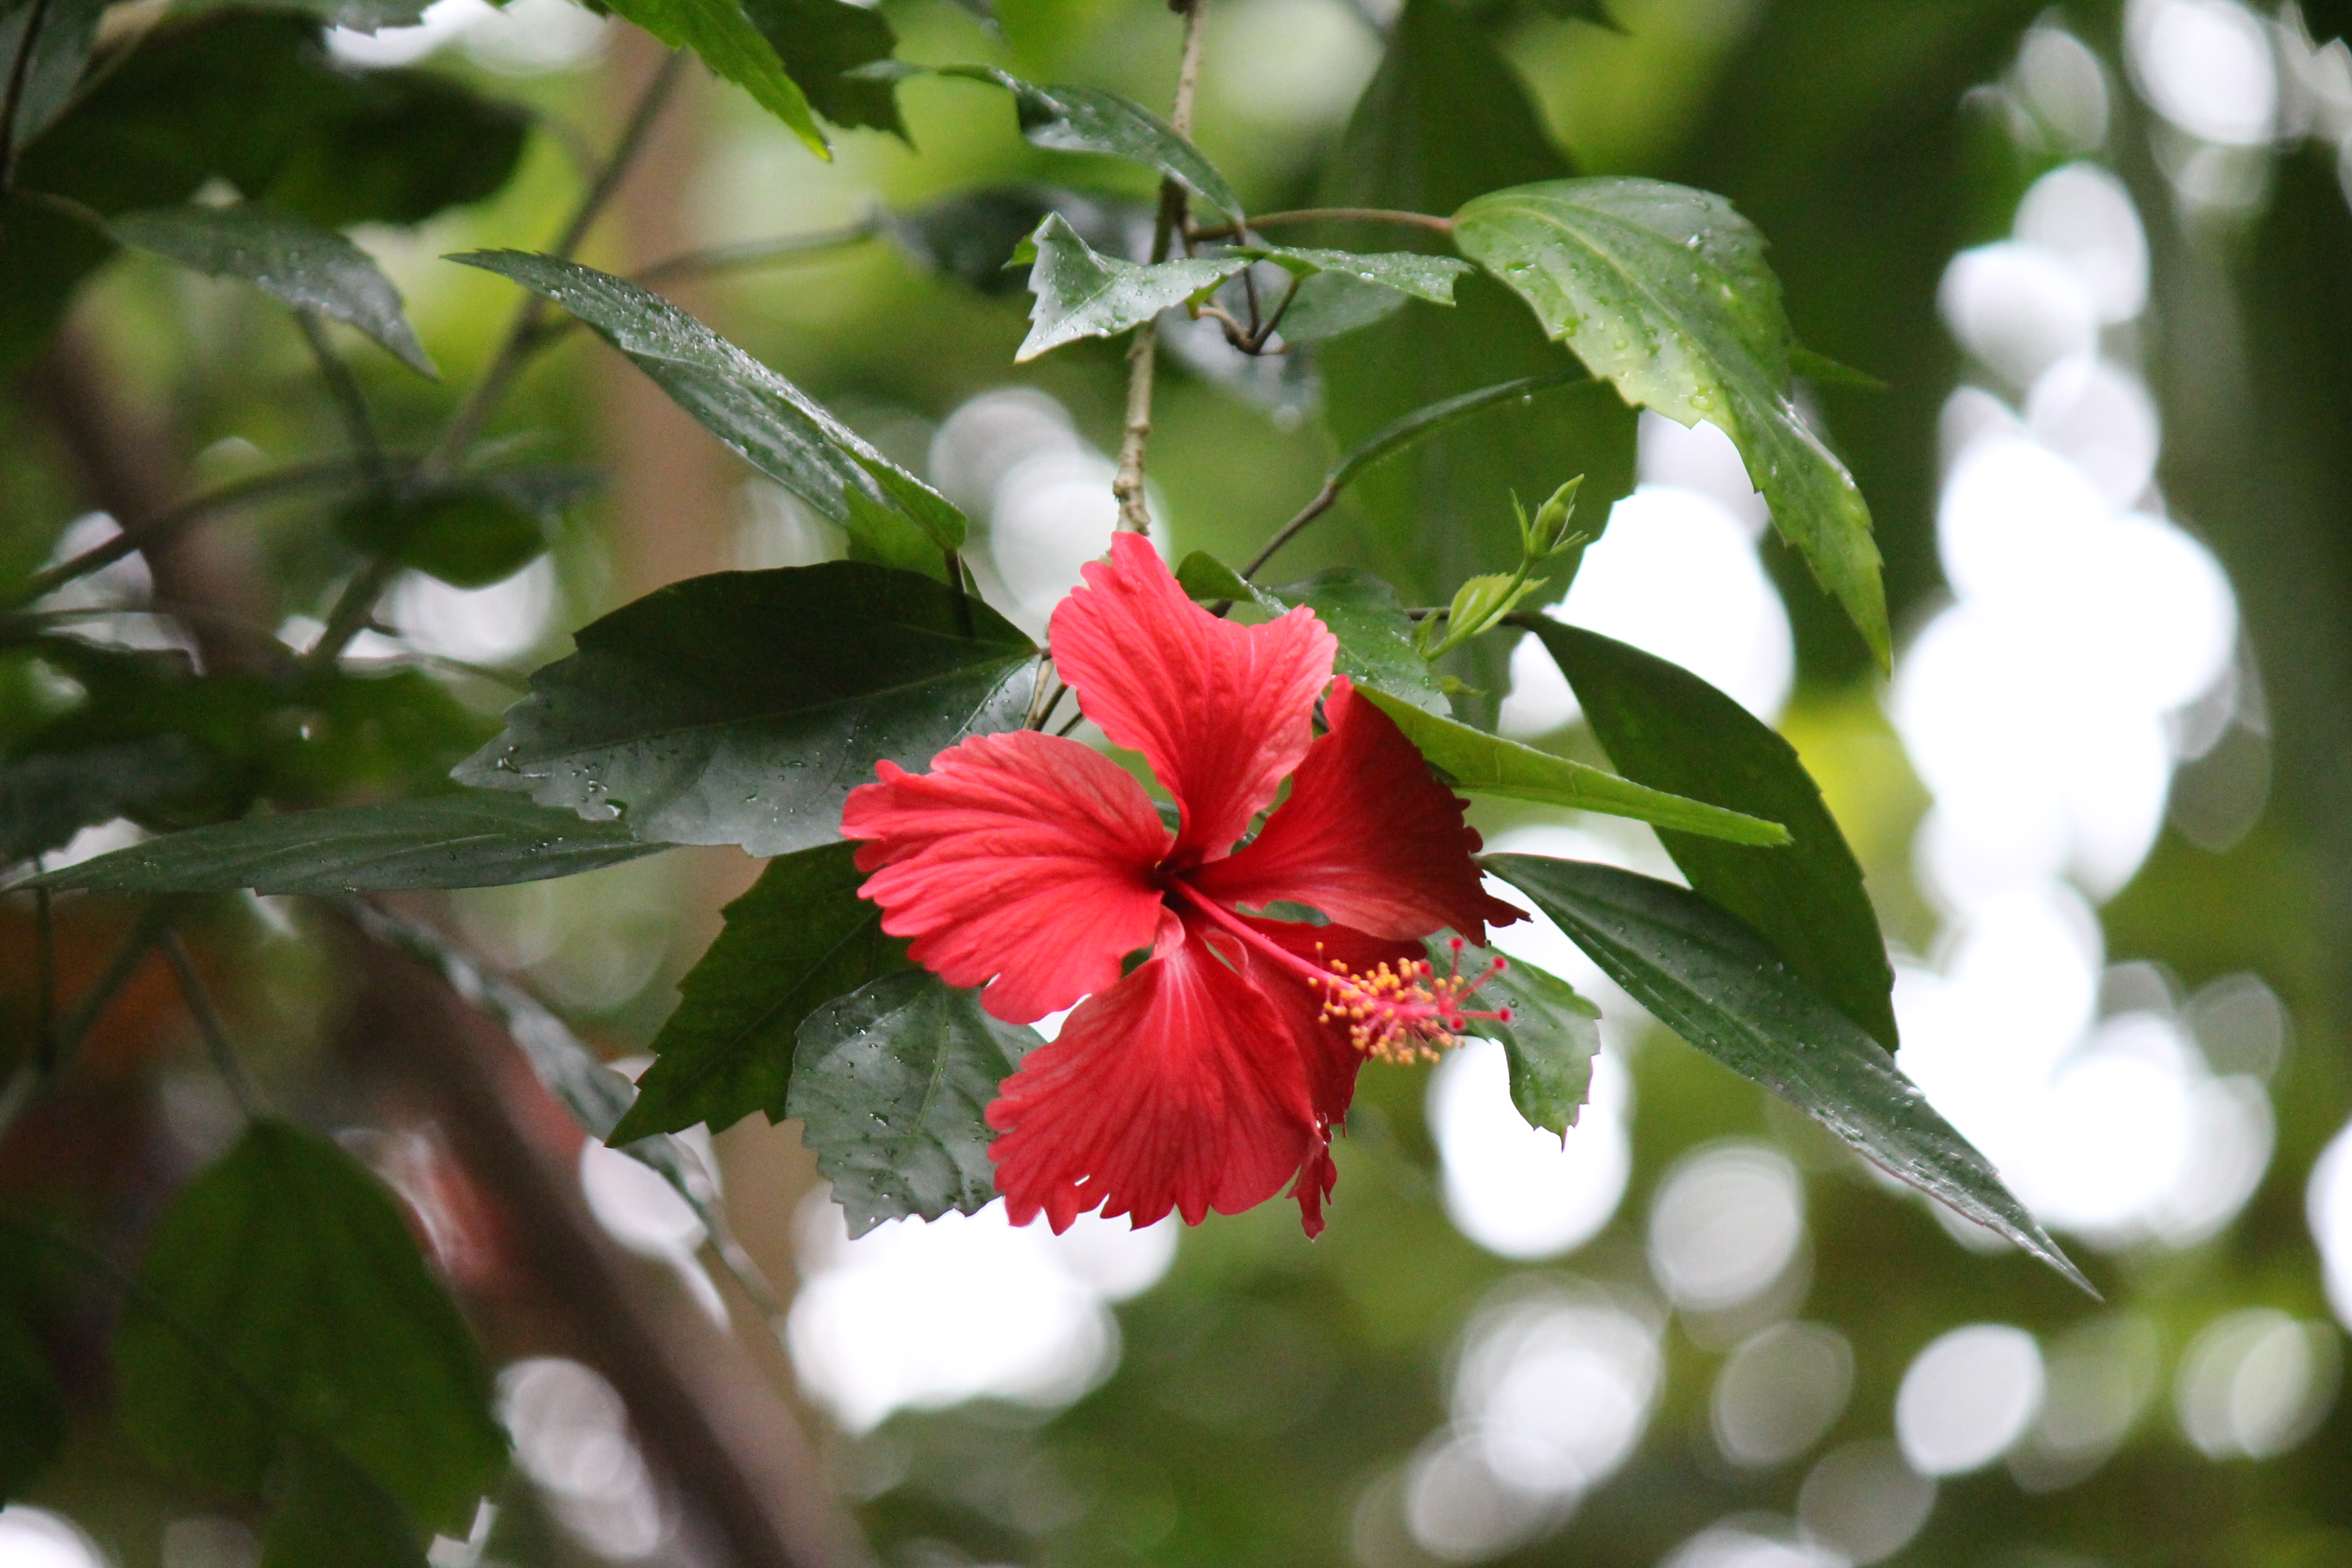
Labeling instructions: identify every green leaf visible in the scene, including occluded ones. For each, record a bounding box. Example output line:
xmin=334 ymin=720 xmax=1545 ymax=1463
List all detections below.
xmin=1174 ymin=555 xmax=1448 ymax=715
xmin=1232 ymin=244 xmax=1473 ymax=304
xmin=450 ymin=251 xmax=958 ymax=566
xmin=787 ymin=970 xmax=1035 ymax=1237
xmin=336 ymin=484 xmax=549 ymax=587
xmin=1435 ymin=936 xmax=1599 ymax=1139
xmin=1487 ymin=856 xmax=2091 ymax=1290
xmin=24 ymin=794 xmax=667 ymax=894
xmin=938 ymin=66 xmax=1243 ymax=221
xmin=115 ymin=1121 xmax=508 ymax=1533
xmin=849 ymin=453 xmax=965 ymax=552
xmin=612 ymin=841 xmax=913 ymax=1142
xmin=2 ymin=0 xmax=107 ymax=147
xmin=599 ymin=0 xmax=828 ymax=157
xmin=261 ymin=1445 xmax=427 ymax=1568
xmin=453 ymin=563 xmax=1036 ymax=857
xmin=1450 ymin=177 xmax=1891 ymax=667
xmin=739 ymin=0 xmax=904 ymax=136
xmin=1789 ymin=344 xmax=1889 ymax=392
xmin=1016 ymin=214 xmax=1243 ymax=361
xmin=1525 ymin=620 xmax=1898 ymax=1048
xmin=0 ymin=1303 xmax=65 ymax=1503
xmin=1311 ymin=0 xmax=1637 ymax=716
xmin=1356 ymin=687 xmax=1791 ymax=845
xmin=885 ymin=184 xmax=1137 ymax=296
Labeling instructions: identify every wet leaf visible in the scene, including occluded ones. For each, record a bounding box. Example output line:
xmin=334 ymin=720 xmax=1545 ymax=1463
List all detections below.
xmin=1486 ymin=855 xmax=2090 ymax=1291
xmin=601 ymin=0 xmax=826 ymax=156
xmin=613 ymin=841 xmax=913 ymax=1141
xmin=1434 ymin=936 xmax=1599 ymax=1139
xmin=1016 ymin=214 xmax=1243 ymax=361
xmin=452 ymin=564 xmax=1035 ymax=857
xmin=938 ymin=66 xmax=1243 ymax=221
xmin=1452 ymin=177 xmax=1891 ymax=666
xmin=788 ymin=970 xmax=1035 ymax=1236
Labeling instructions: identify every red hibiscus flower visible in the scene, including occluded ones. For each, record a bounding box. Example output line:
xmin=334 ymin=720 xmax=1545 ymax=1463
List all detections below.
xmin=840 ymin=534 xmax=1522 ymax=1237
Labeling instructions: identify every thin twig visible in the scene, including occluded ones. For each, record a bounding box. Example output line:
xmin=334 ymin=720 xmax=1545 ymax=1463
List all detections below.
xmin=1188 ymin=206 xmax=1454 ymax=243
xmin=160 ymin=930 xmax=262 ymax=1118
xmin=0 ymin=0 xmax=56 ymax=194
xmin=1024 ymin=660 xmax=1063 ymax=730
xmin=634 ymin=218 xmax=879 ymax=285
xmin=1110 ymin=0 xmax=1212 ymax=534
xmin=7 ymin=455 xmax=393 ymax=609
xmin=293 ymin=311 xmax=387 ymax=487
xmin=421 ymin=49 xmax=687 ymax=486
xmin=1241 ymin=477 xmax=1340 ymax=578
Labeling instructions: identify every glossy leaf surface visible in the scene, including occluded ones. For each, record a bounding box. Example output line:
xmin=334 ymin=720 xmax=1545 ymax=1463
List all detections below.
xmin=599 ymin=0 xmax=826 ymax=155
xmin=1452 ymin=178 xmax=1890 ymax=664
xmin=114 ymin=1121 xmax=508 ymax=1533
xmin=1016 ymin=214 xmax=1242 ymax=361
xmin=1356 ymin=689 xmax=1791 ymax=845
xmin=27 ymin=794 xmax=666 ymax=894
xmin=740 ymin=0 xmax=903 ymax=136
xmin=613 ymin=841 xmax=913 ymax=1141
xmin=1234 ymin=244 xmax=1473 ymax=304
xmin=1525 ymin=619 xmax=1897 ymax=1047
xmin=941 ymin=66 xmax=1243 ymax=221
xmin=110 ymin=203 xmax=434 ymax=374
xmin=1486 ymin=855 xmax=2089 ymax=1290
xmin=451 ymin=251 xmax=957 ymax=561
xmin=787 ymin=970 xmax=1035 ymax=1237
xmin=453 ymin=564 xmax=1036 ymax=857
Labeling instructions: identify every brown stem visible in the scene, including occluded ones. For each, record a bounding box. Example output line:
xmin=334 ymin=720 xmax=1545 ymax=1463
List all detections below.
xmin=1240 ymin=477 xmax=1340 ymax=578
xmin=328 ymin=913 xmax=867 ymax=1568
xmin=1110 ymin=0 xmax=1212 ymax=534
xmin=1189 ymin=207 xmax=1456 ymax=243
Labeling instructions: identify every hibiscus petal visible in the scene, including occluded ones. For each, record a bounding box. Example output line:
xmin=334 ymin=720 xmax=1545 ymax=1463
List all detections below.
xmin=842 ymin=730 xmax=1172 ymax=1024
xmin=1049 ymin=533 xmax=1336 ymax=864
xmin=1235 ymin=916 xmax=1416 ymax=1235
xmin=986 ymin=911 xmax=1329 ymax=1235
xmin=1190 ymin=678 xmax=1524 ymax=943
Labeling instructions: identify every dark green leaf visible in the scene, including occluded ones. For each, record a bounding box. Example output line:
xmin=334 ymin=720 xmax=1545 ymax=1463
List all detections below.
xmin=885 ymin=184 xmax=1140 ymax=295
xmin=336 ymin=485 xmax=549 ymax=587
xmin=1436 ymin=936 xmax=1599 ymax=1139
xmin=613 ymin=841 xmax=913 ymax=1142
xmin=1525 ymin=619 xmax=1897 ymax=1047
xmin=850 ymin=453 xmax=965 ymax=552
xmin=1486 ymin=855 xmax=2089 ymax=1290
xmin=1451 ymin=178 xmax=1891 ymax=666
xmin=1356 ymin=688 xmax=1792 ymax=845
xmin=450 ymin=251 xmax=955 ymax=566
xmin=7 ymin=12 xmax=528 ymax=368
xmin=599 ymin=0 xmax=826 ymax=155
xmin=453 ymin=564 xmax=1036 ymax=857
xmin=0 ymin=1303 xmax=65 ymax=1503
xmin=1789 ymin=344 xmax=1888 ymax=392
xmin=25 ymin=793 xmax=666 ymax=894
xmin=1311 ymin=0 xmax=1637 ymax=716
xmin=1324 ymin=368 xmax=1601 ymax=495
xmin=1269 ymin=271 xmax=1414 ymax=344
xmin=787 ymin=970 xmax=1035 ymax=1237
xmin=1173 ymin=551 xmax=1271 ymax=607
xmin=740 ymin=0 xmax=903 ymax=136
xmin=1016 ymin=214 xmax=1243 ymax=361
xmin=938 ymin=66 xmax=1243 ymax=222
xmin=1233 ymin=244 xmax=1473 ymax=304
xmin=115 ymin=1121 xmax=508 ymax=1533
xmin=261 ymin=1445 xmax=427 ymax=1568
xmin=109 ymin=203 xmax=433 ymax=374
